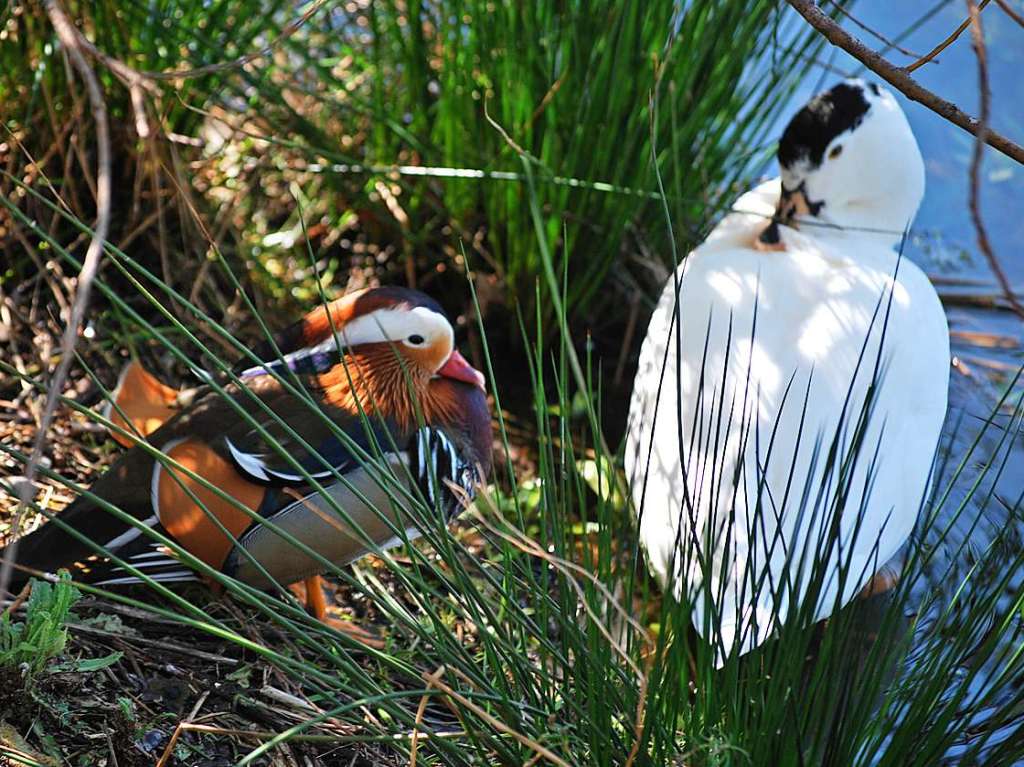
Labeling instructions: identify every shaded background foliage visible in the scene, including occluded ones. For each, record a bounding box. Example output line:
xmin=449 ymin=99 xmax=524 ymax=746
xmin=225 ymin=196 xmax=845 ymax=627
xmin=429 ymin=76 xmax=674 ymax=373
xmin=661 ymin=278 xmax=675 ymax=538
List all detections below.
xmin=0 ymin=0 xmax=819 ymax=327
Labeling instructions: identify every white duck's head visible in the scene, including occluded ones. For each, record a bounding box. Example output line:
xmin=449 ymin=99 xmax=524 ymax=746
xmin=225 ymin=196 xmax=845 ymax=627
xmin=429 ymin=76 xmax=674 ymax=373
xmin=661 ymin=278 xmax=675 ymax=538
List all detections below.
xmin=758 ymin=79 xmax=924 ymax=248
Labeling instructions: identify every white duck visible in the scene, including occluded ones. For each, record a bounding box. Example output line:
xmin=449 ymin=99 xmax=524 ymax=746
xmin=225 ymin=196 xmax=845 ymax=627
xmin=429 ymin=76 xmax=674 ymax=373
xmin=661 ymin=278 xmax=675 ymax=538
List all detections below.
xmin=625 ymin=80 xmax=949 ymax=660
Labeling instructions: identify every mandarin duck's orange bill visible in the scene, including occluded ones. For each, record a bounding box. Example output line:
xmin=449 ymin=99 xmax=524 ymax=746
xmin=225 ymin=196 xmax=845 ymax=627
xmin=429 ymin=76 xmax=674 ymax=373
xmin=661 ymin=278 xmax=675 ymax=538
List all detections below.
xmin=1 ymin=287 xmax=492 ymax=628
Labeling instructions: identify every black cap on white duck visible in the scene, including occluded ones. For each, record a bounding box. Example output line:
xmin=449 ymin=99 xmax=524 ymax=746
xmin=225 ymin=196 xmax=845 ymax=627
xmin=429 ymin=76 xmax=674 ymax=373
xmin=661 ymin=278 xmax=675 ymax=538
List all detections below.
xmin=760 ymin=79 xmax=925 ymax=246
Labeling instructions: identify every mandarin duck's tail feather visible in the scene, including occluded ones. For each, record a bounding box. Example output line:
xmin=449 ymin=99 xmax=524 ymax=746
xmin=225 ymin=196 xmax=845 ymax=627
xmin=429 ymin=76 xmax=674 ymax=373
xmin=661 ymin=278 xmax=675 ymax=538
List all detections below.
xmin=101 ymin=360 xmax=180 ymax=447
xmin=0 ymin=500 xmax=193 ymax=591
xmin=1 ymin=372 xmax=187 ymax=595
xmin=1 ymin=360 xmax=186 ymax=592
xmin=0 ymin=476 xmax=183 ymax=593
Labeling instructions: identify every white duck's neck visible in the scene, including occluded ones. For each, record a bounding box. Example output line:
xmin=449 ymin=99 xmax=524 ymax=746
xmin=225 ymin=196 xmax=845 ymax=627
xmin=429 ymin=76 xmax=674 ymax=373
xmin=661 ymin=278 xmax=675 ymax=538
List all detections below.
xmin=801 ymin=198 xmax=912 ymax=253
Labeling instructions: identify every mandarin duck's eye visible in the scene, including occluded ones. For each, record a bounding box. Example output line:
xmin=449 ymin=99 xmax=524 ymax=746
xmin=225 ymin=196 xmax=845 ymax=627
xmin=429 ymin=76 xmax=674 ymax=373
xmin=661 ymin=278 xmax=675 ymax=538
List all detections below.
xmin=407 ymin=334 xmax=425 ymax=345
xmin=828 ymin=144 xmax=843 ymax=160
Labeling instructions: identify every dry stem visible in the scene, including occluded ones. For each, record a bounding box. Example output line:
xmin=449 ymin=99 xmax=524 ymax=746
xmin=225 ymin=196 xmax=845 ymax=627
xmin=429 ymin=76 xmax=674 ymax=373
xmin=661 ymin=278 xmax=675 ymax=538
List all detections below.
xmin=0 ymin=0 xmax=112 ymax=598
xmin=905 ymin=0 xmax=992 ymax=72
xmin=995 ymin=0 xmax=1024 ymax=27
xmin=964 ymin=0 xmax=1024 ymax=321
xmin=421 ymin=669 xmax=573 ymax=767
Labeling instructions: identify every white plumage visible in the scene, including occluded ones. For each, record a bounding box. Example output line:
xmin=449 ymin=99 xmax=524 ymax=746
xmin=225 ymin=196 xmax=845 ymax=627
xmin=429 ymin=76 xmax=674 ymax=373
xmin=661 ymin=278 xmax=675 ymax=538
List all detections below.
xmin=625 ymin=80 xmax=949 ymax=660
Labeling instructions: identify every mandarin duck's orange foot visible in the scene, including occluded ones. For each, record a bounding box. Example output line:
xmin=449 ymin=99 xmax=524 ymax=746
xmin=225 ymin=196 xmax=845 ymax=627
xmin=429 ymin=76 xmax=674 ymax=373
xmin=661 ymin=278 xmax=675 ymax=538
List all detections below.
xmin=291 ymin=575 xmax=330 ymax=619
xmin=0 ymin=287 xmax=493 ymax=610
xmin=321 ymin=615 xmax=386 ymax=649
xmin=290 ymin=575 xmax=385 ymax=649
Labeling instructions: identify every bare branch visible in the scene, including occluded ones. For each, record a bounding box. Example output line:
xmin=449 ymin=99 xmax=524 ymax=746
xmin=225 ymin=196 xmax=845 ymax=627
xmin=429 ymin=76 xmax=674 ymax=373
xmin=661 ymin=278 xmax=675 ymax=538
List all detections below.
xmin=420 ymin=669 xmax=574 ymax=767
xmin=0 ymin=0 xmax=112 ymax=598
xmin=965 ymin=0 xmax=1024 ymax=320
xmin=994 ymin=0 xmax=1024 ymax=28
xmin=905 ymin=0 xmax=991 ymax=72
xmin=826 ymin=1 xmax=927 ymax=60
xmin=784 ymin=0 xmax=1024 ymax=166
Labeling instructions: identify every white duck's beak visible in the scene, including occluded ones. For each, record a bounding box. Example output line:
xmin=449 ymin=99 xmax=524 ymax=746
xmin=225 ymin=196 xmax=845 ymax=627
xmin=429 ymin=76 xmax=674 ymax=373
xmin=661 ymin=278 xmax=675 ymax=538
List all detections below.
xmin=758 ymin=183 xmax=822 ymax=247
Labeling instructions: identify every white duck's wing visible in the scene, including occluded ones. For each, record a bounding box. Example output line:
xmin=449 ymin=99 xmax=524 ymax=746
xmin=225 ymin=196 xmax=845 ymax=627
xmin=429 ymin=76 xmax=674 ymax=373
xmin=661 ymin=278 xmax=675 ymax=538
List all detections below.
xmin=626 ymin=181 xmax=949 ymax=660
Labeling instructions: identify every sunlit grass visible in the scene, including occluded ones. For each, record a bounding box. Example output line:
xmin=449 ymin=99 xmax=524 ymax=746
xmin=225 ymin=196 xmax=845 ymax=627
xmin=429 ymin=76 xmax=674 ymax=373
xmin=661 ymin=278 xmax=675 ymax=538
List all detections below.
xmin=1 ymin=0 xmax=827 ymax=320
xmin=2 ymin=162 xmax=1024 ymax=763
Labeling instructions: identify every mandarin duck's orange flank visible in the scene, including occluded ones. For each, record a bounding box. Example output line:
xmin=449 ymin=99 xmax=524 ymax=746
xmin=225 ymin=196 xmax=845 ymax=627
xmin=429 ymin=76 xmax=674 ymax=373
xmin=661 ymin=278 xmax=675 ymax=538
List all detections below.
xmin=1 ymin=287 xmax=492 ymax=616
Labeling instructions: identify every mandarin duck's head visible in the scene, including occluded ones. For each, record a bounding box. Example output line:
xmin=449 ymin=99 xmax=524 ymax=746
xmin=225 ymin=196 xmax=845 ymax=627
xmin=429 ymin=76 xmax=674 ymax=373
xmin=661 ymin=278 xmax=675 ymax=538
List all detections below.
xmin=343 ymin=287 xmax=485 ymax=389
xmin=251 ymin=286 xmax=492 ymax=474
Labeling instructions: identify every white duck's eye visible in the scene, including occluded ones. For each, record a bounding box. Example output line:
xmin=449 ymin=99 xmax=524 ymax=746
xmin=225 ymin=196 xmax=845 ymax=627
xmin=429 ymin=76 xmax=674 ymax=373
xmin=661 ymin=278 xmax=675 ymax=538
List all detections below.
xmin=407 ymin=334 xmax=425 ymax=345
xmin=828 ymin=144 xmax=844 ymax=160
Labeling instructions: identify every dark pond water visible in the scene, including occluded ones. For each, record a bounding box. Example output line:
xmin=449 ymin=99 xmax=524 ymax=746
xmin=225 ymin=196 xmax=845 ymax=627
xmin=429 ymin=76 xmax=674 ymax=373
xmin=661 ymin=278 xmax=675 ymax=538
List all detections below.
xmin=775 ymin=3 xmax=1023 ymax=762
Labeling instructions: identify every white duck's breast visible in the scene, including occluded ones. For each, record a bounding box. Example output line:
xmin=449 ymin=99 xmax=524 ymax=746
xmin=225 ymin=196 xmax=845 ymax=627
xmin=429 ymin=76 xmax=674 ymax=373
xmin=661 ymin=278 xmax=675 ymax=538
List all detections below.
xmin=626 ymin=181 xmax=949 ymax=658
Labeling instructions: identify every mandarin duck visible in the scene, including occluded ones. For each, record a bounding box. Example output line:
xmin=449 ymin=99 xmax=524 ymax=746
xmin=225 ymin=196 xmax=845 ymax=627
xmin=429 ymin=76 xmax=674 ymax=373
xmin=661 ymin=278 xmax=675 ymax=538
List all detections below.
xmin=1 ymin=287 xmax=492 ymax=633
xmin=625 ymin=80 xmax=949 ymax=661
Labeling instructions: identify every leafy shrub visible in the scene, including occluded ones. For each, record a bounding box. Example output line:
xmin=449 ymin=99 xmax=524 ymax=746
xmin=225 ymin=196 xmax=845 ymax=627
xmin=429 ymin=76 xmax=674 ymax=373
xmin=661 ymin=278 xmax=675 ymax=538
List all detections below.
xmin=0 ymin=573 xmax=79 ymax=678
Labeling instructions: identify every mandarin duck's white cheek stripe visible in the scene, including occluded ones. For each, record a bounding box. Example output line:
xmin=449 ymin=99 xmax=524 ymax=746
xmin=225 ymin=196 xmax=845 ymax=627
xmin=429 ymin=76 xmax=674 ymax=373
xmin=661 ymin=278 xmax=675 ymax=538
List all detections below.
xmin=239 ymin=305 xmax=454 ymax=381
xmin=340 ymin=306 xmax=454 ymax=354
xmin=237 ymin=304 xmax=452 ymax=380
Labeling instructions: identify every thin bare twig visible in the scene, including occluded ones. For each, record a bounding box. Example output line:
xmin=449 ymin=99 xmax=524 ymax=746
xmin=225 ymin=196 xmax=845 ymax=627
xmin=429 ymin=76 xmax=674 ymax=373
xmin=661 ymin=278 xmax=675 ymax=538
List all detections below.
xmin=421 ymin=670 xmax=573 ymax=767
xmin=39 ymin=0 xmax=326 ymax=149
xmin=409 ymin=665 xmax=446 ymax=767
xmin=0 ymin=0 xmax=112 ymax=599
xmin=906 ymin=0 xmax=991 ymax=72
xmin=964 ymin=0 xmax=1024 ymax=321
xmin=784 ymin=0 xmax=1024 ymax=165
xmin=623 ymin=653 xmax=653 ymax=767
xmin=826 ymin=1 xmax=926 ymax=60
xmin=994 ymin=0 xmax=1024 ymax=28
xmin=0 ymin=582 xmax=31 ymax=618
xmin=156 ymin=690 xmax=210 ymax=767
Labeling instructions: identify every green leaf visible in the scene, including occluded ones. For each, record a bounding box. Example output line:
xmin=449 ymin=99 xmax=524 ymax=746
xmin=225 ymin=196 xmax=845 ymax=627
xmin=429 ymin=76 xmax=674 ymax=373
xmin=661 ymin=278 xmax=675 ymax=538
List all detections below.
xmin=50 ymin=652 xmax=123 ymax=674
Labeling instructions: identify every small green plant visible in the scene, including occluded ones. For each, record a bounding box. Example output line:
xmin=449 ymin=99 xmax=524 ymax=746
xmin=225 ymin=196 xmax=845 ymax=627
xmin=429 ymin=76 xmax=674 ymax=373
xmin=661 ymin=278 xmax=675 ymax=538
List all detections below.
xmin=0 ymin=573 xmax=79 ymax=678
